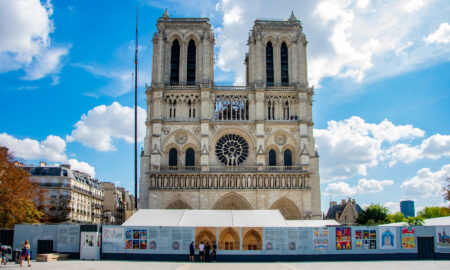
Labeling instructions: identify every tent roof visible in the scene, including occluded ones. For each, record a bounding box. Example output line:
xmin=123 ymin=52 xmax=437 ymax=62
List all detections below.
xmin=122 ymin=209 xmax=314 ymax=227
xmin=286 ymin=219 xmax=340 ymax=227
xmin=379 ymin=216 xmax=450 ymax=226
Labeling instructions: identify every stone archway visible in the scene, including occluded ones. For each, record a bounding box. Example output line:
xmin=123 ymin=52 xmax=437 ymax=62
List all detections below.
xmin=242 ymin=229 xmax=262 ymax=250
xmin=270 ymin=197 xmax=302 ymax=220
xmin=219 ymin=227 xmax=240 ymax=250
xmin=167 ymin=199 xmax=192 ymax=209
xmin=195 ymin=228 xmax=216 ymax=249
xmin=213 ymin=192 xmax=253 ymax=210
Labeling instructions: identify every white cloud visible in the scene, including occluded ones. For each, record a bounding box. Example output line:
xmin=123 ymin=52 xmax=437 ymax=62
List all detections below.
xmin=314 ymin=116 xmax=424 ymax=181
xmin=0 ymin=133 xmax=67 ymax=162
xmin=400 ymin=164 xmax=450 ymax=198
xmin=213 ymin=0 xmax=449 ymax=86
xmin=424 ymin=23 xmax=450 ymax=45
xmin=67 ymin=102 xmax=146 ymax=151
xmin=67 ymin=159 xmax=96 ymax=178
xmin=385 ymin=134 xmax=450 ymax=166
xmin=0 ymin=0 xmax=69 ymax=80
xmin=383 ymin=201 xmax=400 ymax=213
xmin=325 ymin=178 xmax=393 ymax=196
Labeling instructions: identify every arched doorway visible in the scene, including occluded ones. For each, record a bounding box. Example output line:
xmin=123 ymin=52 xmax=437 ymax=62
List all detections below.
xmin=270 ymin=197 xmax=302 ymax=220
xmin=219 ymin=227 xmax=240 ymax=250
xmin=213 ymin=192 xmax=253 ymax=210
xmin=242 ymin=229 xmax=262 ymax=250
xmin=195 ymin=228 xmax=216 ymax=249
xmin=167 ymin=200 xmax=192 ymax=209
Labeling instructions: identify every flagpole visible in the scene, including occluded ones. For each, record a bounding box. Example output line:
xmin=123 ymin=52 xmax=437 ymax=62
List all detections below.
xmin=134 ymin=6 xmax=139 ymax=209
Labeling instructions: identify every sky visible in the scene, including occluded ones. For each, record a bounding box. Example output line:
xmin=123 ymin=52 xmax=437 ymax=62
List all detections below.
xmin=0 ymin=0 xmax=449 ymax=215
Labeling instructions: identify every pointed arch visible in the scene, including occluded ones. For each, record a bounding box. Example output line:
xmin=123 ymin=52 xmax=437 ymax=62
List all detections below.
xmin=170 ymin=39 xmax=180 ymax=85
xmin=219 ymin=227 xmax=240 ymax=250
xmin=213 ymin=192 xmax=253 ymax=210
xmin=269 ymin=149 xmax=277 ymax=166
xmin=270 ymin=197 xmax=301 ymax=220
xmin=187 ymin=39 xmax=196 ymax=85
xmin=242 ymin=229 xmax=262 ymax=250
xmin=280 ymin=42 xmax=289 ymax=86
xmin=266 ymin=41 xmax=274 ymax=86
xmin=169 ymin=148 xmax=178 ymax=166
xmin=167 ymin=199 xmax=192 ymax=209
xmin=195 ymin=229 xmax=215 ymax=249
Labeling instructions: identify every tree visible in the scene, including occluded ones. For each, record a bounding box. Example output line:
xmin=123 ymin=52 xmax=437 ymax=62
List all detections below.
xmin=407 ymin=216 xmax=424 ymax=226
xmin=386 ymin=212 xmax=406 ymax=223
xmin=445 ymin=177 xmax=449 ymax=201
xmin=417 ymin=206 xmax=450 ymax=219
xmin=0 ymin=147 xmax=45 ymax=228
xmin=356 ymin=204 xmax=389 ymax=225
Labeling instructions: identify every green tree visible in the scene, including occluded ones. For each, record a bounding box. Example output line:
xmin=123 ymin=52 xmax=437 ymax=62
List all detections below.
xmin=407 ymin=216 xmax=424 ymax=226
xmin=356 ymin=204 xmax=389 ymax=225
xmin=386 ymin=212 xmax=406 ymax=223
xmin=417 ymin=206 xmax=450 ymax=219
xmin=0 ymin=147 xmax=45 ymax=228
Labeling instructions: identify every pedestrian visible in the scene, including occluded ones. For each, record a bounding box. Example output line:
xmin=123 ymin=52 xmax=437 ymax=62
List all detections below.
xmin=212 ymin=241 xmax=217 ymax=262
xmin=205 ymin=242 xmax=211 ymax=262
xmin=20 ymin=240 xmax=31 ymax=267
xmin=198 ymin=241 xmax=205 ymax=262
xmin=189 ymin=241 xmax=195 ymax=262
xmin=0 ymin=244 xmax=6 ymax=266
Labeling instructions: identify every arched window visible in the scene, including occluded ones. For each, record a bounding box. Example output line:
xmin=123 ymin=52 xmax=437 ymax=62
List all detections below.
xmin=269 ymin=149 xmax=277 ymax=166
xmin=169 ymin=148 xmax=178 ymax=166
xmin=280 ymin=42 xmax=289 ymax=86
xmin=266 ymin=42 xmax=274 ymax=86
xmin=284 ymin=149 xmax=292 ymax=166
xmin=170 ymin=40 xmax=180 ymax=85
xmin=187 ymin=40 xmax=196 ymax=85
xmin=185 ymin=148 xmax=195 ymax=166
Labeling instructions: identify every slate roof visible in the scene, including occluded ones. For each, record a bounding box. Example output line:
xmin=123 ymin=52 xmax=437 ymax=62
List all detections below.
xmin=325 ymin=202 xmax=363 ymax=220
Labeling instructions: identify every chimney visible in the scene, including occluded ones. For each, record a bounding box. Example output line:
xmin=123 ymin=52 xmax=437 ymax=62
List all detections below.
xmin=348 ymin=197 xmax=352 ymax=203
xmin=341 ymin=199 xmax=346 ymax=205
xmin=329 ymin=201 xmax=337 ymax=207
xmin=61 ymin=164 xmax=71 ymax=169
xmin=0 ymin=146 xmax=7 ymax=158
xmin=39 ymin=161 xmax=47 ymax=167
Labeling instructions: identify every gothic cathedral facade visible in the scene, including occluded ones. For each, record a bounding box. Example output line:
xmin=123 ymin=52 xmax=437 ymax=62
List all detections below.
xmin=139 ymin=11 xmax=321 ymax=220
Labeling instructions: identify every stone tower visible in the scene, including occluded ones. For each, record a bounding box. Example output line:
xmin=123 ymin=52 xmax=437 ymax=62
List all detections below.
xmin=139 ymin=11 xmax=321 ymax=220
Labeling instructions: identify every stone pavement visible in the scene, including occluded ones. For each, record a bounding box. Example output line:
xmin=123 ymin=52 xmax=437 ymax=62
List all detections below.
xmin=0 ymin=260 xmax=449 ymax=270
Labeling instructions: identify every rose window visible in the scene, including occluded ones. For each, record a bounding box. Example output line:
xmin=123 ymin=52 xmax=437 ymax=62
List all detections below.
xmin=215 ymin=134 xmax=249 ymax=166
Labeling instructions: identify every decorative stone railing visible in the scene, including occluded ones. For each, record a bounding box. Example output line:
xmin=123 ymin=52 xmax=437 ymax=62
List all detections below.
xmin=147 ymin=171 xmax=311 ymax=190
xmin=213 ymin=86 xmax=254 ymax=91
xmin=158 ymin=165 xmax=307 ymax=172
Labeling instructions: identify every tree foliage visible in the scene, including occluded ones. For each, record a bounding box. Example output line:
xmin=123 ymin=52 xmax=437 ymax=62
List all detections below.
xmin=407 ymin=216 xmax=425 ymax=226
xmin=356 ymin=204 xmax=390 ymax=225
xmin=0 ymin=148 xmax=45 ymax=228
xmin=417 ymin=206 xmax=450 ymax=219
xmin=386 ymin=212 xmax=406 ymax=223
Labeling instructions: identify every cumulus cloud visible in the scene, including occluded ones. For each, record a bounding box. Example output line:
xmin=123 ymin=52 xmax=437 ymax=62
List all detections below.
xmin=213 ymin=0 xmax=450 ymax=86
xmin=400 ymin=164 xmax=450 ymax=198
xmin=383 ymin=201 xmax=401 ymax=213
xmin=325 ymin=178 xmax=393 ymax=196
xmin=0 ymin=0 xmax=69 ymax=81
xmin=67 ymin=102 xmax=146 ymax=151
xmin=314 ymin=116 xmax=424 ymax=181
xmin=0 ymin=133 xmax=67 ymax=162
xmin=67 ymin=159 xmax=96 ymax=178
xmin=424 ymin=23 xmax=450 ymax=45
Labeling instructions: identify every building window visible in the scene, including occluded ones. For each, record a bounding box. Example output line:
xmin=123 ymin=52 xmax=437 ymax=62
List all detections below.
xmin=169 ymin=100 xmax=177 ymax=118
xmin=266 ymin=42 xmax=274 ymax=86
xmin=267 ymin=101 xmax=275 ymax=120
xmin=269 ymin=149 xmax=277 ymax=166
xmin=187 ymin=40 xmax=196 ymax=85
xmin=170 ymin=40 xmax=180 ymax=85
xmin=280 ymin=42 xmax=289 ymax=86
xmin=188 ymin=100 xmax=195 ymax=118
xmin=284 ymin=149 xmax=292 ymax=166
xmin=185 ymin=148 xmax=195 ymax=166
xmin=169 ymin=148 xmax=178 ymax=166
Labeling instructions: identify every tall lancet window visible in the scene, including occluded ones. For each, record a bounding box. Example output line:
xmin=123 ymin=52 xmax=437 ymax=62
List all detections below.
xmin=169 ymin=148 xmax=178 ymax=166
xmin=280 ymin=42 xmax=289 ymax=86
xmin=187 ymin=40 xmax=196 ymax=85
xmin=170 ymin=40 xmax=180 ymax=85
xmin=266 ymin=42 xmax=274 ymax=86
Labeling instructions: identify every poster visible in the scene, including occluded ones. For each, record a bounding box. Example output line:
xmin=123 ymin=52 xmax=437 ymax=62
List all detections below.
xmin=287 ymin=228 xmax=309 ymax=251
xmin=401 ymin=227 xmax=415 ymax=249
xmin=148 ymin=227 xmax=159 ymax=250
xmin=125 ymin=228 xmax=148 ymax=249
xmin=336 ymin=227 xmax=351 ymax=250
xmin=103 ymin=227 xmax=124 ymax=243
xmin=379 ymin=227 xmax=396 ymax=249
xmin=313 ymin=227 xmax=329 ymax=251
xmin=355 ymin=229 xmax=376 ymax=250
xmin=436 ymin=226 xmax=450 ymax=248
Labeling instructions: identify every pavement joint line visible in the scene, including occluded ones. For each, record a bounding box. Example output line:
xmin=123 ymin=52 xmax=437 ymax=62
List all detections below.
xmin=277 ymin=262 xmax=303 ymax=270
xmin=176 ymin=263 xmax=193 ymax=270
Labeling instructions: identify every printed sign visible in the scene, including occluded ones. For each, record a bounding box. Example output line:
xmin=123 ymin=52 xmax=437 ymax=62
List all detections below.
xmin=103 ymin=227 xmax=124 ymax=243
xmin=313 ymin=227 xmax=329 ymax=251
xmin=125 ymin=229 xmax=148 ymax=249
xmin=355 ymin=229 xmax=376 ymax=250
xmin=379 ymin=227 xmax=396 ymax=249
xmin=336 ymin=227 xmax=351 ymax=250
xmin=401 ymin=227 xmax=415 ymax=249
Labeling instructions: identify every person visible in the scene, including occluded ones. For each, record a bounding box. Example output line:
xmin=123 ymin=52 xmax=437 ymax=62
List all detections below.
xmin=205 ymin=242 xmax=211 ymax=262
xmin=211 ymin=241 xmax=217 ymax=262
xmin=20 ymin=240 xmax=31 ymax=267
xmin=198 ymin=241 xmax=205 ymax=262
xmin=0 ymin=245 xmax=6 ymax=266
xmin=189 ymin=241 xmax=195 ymax=262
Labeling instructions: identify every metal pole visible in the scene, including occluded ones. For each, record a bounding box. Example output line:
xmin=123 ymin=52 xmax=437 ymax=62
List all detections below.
xmin=134 ymin=6 xmax=139 ymax=209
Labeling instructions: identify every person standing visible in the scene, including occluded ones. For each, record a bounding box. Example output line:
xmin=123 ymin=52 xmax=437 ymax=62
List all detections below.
xmin=198 ymin=241 xmax=205 ymax=262
xmin=0 ymin=245 xmax=6 ymax=266
xmin=20 ymin=240 xmax=31 ymax=267
xmin=205 ymin=242 xmax=211 ymax=262
xmin=212 ymin=241 xmax=217 ymax=262
xmin=189 ymin=241 xmax=195 ymax=262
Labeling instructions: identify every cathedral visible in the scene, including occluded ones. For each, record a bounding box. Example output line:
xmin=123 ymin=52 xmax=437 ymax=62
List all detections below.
xmin=139 ymin=10 xmax=321 ymax=220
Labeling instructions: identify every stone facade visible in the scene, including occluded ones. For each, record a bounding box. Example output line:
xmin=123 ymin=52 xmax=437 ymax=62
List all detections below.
xmin=139 ymin=11 xmax=321 ymax=220
xmin=326 ymin=198 xmax=363 ymax=225
xmin=102 ymin=182 xmax=136 ymax=225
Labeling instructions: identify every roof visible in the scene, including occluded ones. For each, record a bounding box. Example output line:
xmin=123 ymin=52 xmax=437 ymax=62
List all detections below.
xmin=379 ymin=216 xmax=450 ymax=226
xmin=122 ymin=209 xmax=336 ymax=227
xmin=325 ymin=202 xmax=363 ymax=219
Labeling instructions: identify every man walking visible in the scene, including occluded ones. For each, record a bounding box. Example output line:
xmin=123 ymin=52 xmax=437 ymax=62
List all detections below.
xmin=189 ymin=241 xmax=195 ymax=262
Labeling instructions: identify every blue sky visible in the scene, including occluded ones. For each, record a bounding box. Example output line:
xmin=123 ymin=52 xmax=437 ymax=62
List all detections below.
xmin=0 ymin=0 xmax=449 ymax=214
